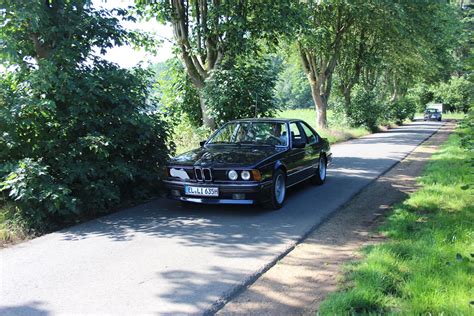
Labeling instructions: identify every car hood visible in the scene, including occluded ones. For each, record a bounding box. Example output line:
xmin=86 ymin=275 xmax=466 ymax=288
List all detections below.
xmin=169 ymin=145 xmax=285 ymax=168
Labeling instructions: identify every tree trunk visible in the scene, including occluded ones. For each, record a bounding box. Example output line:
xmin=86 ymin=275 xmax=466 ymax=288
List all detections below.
xmin=199 ymin=93 xmax=216 ymax=129
xmin=342 ymin=86 xmax=352 ymax=117
xmin=309 ymin=81 xmax=328 ymax=129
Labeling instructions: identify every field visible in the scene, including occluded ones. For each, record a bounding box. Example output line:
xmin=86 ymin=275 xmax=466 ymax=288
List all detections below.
xmin=319 ymin=126 xmax=474 ymax=314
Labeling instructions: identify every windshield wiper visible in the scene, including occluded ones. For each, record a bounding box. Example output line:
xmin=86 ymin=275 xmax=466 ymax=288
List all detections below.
xmin=237 ymin=141 xmax=272 ymax=147
xmin=209 ymin=141 xmax=240 ymax=145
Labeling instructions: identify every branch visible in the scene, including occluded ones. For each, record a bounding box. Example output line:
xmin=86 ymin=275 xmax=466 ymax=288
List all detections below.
xmin=29 ymin=33 xmax=51 ymax=59
xmin=170 ymin=0 xmax=207 ymax=85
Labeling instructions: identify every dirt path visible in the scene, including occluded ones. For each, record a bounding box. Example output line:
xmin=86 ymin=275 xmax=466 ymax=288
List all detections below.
xmin=217 ymin=121 xmax=455 ymax=316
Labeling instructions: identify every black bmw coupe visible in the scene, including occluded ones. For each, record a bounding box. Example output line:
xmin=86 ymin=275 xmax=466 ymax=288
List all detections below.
xmin=164 ymin=118 xmax=332 ymax=209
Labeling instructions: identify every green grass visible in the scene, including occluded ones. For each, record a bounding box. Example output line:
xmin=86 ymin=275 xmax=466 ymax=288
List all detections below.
xmin=319 ymin=127 xmax=474 ymax=315
xmin=0 ymin=198 xmax=29 ymax=245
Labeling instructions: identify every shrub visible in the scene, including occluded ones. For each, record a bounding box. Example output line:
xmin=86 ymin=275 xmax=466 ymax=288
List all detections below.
xmin=0 ymin=2 xmax=172 ymax=231
xmin=346 ymin=85 xmax=382 ymax=131
xmin=388 ymin=97 xmax=416 ymax=125
xmin=0 ymin=63 xmax=172 ymax=231
xmin=1 ymin=159 xmax=78 ymax=228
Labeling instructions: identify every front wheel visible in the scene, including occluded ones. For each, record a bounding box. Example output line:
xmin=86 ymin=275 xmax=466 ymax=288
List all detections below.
xmin=312 ymin=155 xmax=327 ymax=185
xmin=265 ymin=169 xmax=286 ymax=210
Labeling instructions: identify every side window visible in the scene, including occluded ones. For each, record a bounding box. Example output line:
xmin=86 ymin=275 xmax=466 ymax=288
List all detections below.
xmin=301 ymin=123 xmax=318 ymax=145
xmin=290 ymin=122 xmax=304 ymax=142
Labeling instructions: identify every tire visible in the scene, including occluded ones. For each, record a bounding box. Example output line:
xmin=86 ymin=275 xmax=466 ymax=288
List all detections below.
xmin=264 ymin=169 xmax=286 ymax=210
xmin=312 ymin=155 xmax=327 ymax=185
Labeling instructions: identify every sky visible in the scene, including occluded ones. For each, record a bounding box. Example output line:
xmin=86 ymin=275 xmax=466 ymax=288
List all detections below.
xmin=93 ymin=0 xmax=174 ymax=68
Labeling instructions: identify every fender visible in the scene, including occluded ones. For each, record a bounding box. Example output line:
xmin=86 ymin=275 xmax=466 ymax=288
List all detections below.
xmin=274 ymin=160 xmax=287 ymax=174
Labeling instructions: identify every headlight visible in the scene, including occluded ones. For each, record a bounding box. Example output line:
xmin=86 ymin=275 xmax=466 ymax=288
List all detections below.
xmin=228 ymin=170 xmax=238 ymax=180
xmin=241 ymin=170 xmax=251 ymax=180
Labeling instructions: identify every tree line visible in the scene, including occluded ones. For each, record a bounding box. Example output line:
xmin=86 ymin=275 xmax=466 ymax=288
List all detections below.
xmin=138 ymin=0 xmax=471 ymax=130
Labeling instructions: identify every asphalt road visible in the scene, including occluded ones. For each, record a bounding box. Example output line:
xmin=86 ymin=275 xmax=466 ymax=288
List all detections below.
xmin=0 ymin=121 xmax=443 ymax=315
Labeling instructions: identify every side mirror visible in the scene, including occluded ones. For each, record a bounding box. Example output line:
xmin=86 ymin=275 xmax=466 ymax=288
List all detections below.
xmin=199 ymin=140 xmax=206 ymax=147
xmin=292 ymin=138 xmax=306 ymax=149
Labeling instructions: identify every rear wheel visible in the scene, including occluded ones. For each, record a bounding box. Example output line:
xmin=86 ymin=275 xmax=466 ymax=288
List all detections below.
xmin=312 ymin=155 xmax=327 ymax=185
xmin=265 ymin=169 xmax=286 ymax=210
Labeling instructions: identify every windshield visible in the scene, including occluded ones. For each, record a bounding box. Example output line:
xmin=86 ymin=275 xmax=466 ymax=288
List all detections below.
xmin=208 ymin=121 xmax=289 ymax=147
xmin=426 ymin=109 xmax=439 ymax=113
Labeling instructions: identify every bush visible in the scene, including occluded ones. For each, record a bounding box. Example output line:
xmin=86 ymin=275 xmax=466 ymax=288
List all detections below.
xmin=0 ymin=3 xmax=172 ymax=231
xmin=388 ymin=97 xmax=416 ymax=125
xmin=0 ymin=63 xmax=172 ymax=231
xmin=203 ymin=55 xmax=280 ymax=126
xmin=346 ymin=85 xmax=382 ymax=131
xmin=1 ymin=159 xmax=78 ymax=228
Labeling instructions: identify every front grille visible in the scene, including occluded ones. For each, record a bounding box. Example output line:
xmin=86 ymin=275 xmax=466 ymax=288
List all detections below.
xmin=195 ymin=167 xmax=212 ymax=182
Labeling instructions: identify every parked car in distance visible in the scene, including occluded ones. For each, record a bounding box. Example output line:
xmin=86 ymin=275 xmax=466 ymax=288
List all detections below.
xmin=163 ymin=118 xmax=332 ymax=209
xmin=424 ymin=109 xmax=442 ymax=121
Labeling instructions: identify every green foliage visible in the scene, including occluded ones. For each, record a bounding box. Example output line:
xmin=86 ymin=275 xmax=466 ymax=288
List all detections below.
xmin=319 ymin=127 xmax=474 ymax=314
xmin=0 ymin=1 xmax=172 ymax=231
xmin=173 ymin=117 xmax=212 ymax=155
xmin=387 ymin=97 xmax=416 ymax=125
xmin=346 ymin=85 xmax=382 ymax=132
xmin=203 ymin=56 xmax=279 ymax=126
xmin=154 ymin=59 xmax=202 ymax=127
xmin=433 ymin=75 xmax=473 ymax=112
xmin=1 ymin=159 xmax=78 ymax=227
xmin=406 ymin=83 xmax=435 ymax=112
xmin=458 ymin=104 xmax=473 ymax=151
xmin=274 ymin=58 xmax=313 ymax=109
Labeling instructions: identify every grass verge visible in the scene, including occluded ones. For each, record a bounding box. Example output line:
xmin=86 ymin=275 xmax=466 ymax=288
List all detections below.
xmin=0 ymin=198 xmax=29 ymax=246
xmin=318 ymin=126 xmax=474 ymax=314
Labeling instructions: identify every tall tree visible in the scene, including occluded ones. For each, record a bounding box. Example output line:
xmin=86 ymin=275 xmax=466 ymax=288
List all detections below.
xmin=296 ymin=0 xmax=360 ymax=129
xmin=137 ymin=0 xmax=298 ymax=128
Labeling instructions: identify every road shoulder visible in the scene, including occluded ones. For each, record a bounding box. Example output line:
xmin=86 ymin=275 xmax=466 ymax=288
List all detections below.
xmin=217 ymin=121 xmax=455 ymax=316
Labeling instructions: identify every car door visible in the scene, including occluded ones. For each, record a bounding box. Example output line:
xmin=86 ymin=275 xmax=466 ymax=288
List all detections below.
xmin=300 ymin=122 xmax=323 ymax=172
xmin=286 ymin=122 xmax=308 ymax=185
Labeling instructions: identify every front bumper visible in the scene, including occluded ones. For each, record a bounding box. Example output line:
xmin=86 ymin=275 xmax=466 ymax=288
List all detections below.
xmin=163 ymin=179 xmax=272 ymax=205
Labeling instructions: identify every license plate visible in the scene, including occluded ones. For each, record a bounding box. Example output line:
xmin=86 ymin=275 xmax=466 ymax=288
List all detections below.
xmin=185 ymin=186 xmax=219 ymax=197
